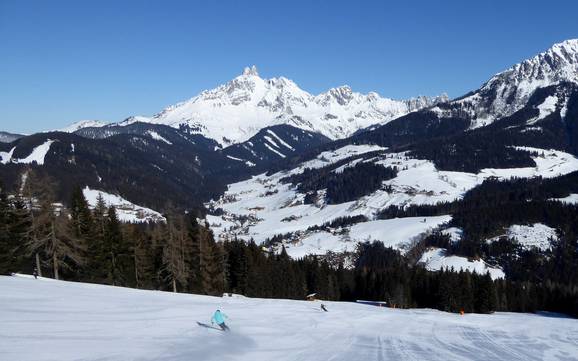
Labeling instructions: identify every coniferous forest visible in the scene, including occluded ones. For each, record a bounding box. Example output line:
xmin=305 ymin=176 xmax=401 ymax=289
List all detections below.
xmin=2 ymin=171 xmax=577 ymax=318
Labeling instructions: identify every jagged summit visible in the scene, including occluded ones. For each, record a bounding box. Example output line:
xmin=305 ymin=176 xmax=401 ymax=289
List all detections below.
xmin=493 ymin=38 xmax=578 ymax=88
xmin=432 ymin=39 xmax=578 ymax=128
xmin=137 ymin=68 xmax=447 ymax=145
xmin=242 ymin=65 xmax=259 ymax=77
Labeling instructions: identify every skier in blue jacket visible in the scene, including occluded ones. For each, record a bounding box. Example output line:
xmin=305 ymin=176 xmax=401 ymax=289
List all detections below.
xmin=211 ymin=309 xmax=230 ymax=331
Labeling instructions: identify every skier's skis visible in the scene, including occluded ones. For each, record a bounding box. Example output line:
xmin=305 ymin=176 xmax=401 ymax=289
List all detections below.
xmin=197 ymin=321 xmax=224 ymax=331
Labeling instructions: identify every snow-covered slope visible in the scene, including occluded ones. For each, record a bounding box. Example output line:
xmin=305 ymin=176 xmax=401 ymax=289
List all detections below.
xmin=207 ymin=144 xmax=578 ymax=257
xmin=222 ymin=124 xmax=331 ymax=166
xmin=136 ymin=66 xmax=447 ymax=146
xmin=486 ymin=223 xmax=558 ymax=251
xmin=433 ymin=39 xmax=578 ymax=128
xmin=550 ymin=193 xmax=578 ymax=205
xmin=83 ymin=187 xmax=165 ymax=223
xmin=1 ymin=275 xmax=577 ymax=361
xmin=419 ymin=248 xmax=505 ymax=280
xmin=57 ymin=120 xmax=108 ymax=133
xmin=7 ymin=139 xmax=55 ymax=165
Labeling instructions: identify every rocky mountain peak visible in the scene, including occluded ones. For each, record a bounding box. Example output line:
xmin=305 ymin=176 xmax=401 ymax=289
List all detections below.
xmin=242 ymin=65 xmax=260 ymax=77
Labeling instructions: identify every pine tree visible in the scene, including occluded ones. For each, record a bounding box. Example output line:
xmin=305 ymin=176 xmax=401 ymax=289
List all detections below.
xmin=199 ymin=225 xmax=225 ymax=296
xmin=474 ymin=273 xmax=497 ymax=313
xmin=185 ymin=214 xmax=202 ymax=292
xmin=0 ymin=183 xmax=18 ymax=274
xmin=87 ymin=193 xmax=108 ymax=282
xmin=103 ymin=206 xmax=132 ymax=286
xmin=70 ymin=185 xmax=93 ymax=239
xmin=128 ymin=225 xmax=155 ymax=289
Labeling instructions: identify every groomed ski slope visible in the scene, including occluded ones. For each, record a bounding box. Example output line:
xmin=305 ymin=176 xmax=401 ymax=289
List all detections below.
xmin=2 ymin=276 xmax=577 ymax=361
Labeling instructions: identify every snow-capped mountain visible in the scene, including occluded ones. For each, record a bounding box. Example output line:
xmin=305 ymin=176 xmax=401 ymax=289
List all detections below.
xmin=433 ymin=39 xmax=578 ymax=128
xmin=57 ymin=120 xmax=108 ymax=133
xmin=135 ymin=66 xmax=447 ymax=146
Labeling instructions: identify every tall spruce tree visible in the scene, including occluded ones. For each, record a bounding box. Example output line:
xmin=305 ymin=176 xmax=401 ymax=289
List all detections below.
xmin=104 ymin=206 xmax=132 ymax=286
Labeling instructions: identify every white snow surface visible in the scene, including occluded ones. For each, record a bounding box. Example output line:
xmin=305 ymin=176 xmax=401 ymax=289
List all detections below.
xmin=267 ymin=129 xmax=295 ymax=151
xmin=419 ymin=248 xmax=505 ymax=280
xmin=126 ymin=66 xmax=447 ymax=146
xmin=440 ymin=227 xmax=464 ymax=243
xmin=82 ymin=186 xmax=165 ymax=223
xmin=550 ymin=193 xmax=578 ymax=205
xmin=207 ymin=145 xmax=578 ymax=256
xmin=57 ymin=120 xmax=108 ymax=133
xmin=537 ymin=95 xmax=558 ymax=120
xmin=348 ymin=216 xmax=452 ymax=251
xmin=487 ymin=223 xmax=558 ymax=251
xmin=0 ymin=147 xmax=15 ymax=164
xmin=12 ymin=140 xmax=55 ymax=165
xmin=2 ymin=275 xmax=577 ymax=361
xmin=146 ymin=130 xmax=173 ymax=145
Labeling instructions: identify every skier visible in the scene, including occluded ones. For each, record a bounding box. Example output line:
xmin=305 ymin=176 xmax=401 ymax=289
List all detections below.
xmin=321 ymin=304 xmax=328 ymax=312
xmin=33 ymin=268 xmax=38 ymax=279
xmin=211 ymin=309 xmax=230 ymax=331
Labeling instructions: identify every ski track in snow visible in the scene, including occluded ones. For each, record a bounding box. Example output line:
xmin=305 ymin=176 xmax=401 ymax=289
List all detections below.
xmin=1 ymin=276 xmax=577 ymax=361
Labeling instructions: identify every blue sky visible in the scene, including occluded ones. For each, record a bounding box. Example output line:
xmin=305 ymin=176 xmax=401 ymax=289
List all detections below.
xmin=1 ymin=0 xmax=577 ymax=134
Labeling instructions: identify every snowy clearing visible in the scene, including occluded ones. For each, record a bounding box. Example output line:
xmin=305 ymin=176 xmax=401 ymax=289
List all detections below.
xmin=147 ymin=131 xmax=173 ymax=145
xmin=550 ymin=193 xmax=578 ymax=205
xmin=83 ymin=186 xmax=165 ymax=223
xmin=12 ymin=140 xmax=55 ymax=165
xmin=441 ymin=227 xmax=463 ymax=243
xmin=527 ymin=95 xmax=558 ymax=124
xmin=347 ymin=216 xmax=452 ymax=251
xmin=0 ymin=147 xmax=15 ymax=164
xmin=486 ymin=223 xmax=558 ymax=251
xmin=419 ymin=248 xmax=505 ymax=280
xmin=1 ymin=275 xmax=577 ymax=361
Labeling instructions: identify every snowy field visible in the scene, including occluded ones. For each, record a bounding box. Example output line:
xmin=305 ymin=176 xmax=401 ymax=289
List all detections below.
xmin=419 ymin=248 xmax=505 ymax=280
xmin=2 ymin=275 xmax=577 ymax=361
xmin=83 ymin=186 xmax=165 ymax=223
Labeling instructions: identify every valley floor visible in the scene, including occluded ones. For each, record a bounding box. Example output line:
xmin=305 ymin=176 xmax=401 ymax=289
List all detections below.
xmin=1 ymin=275 xmax=577 ymax=361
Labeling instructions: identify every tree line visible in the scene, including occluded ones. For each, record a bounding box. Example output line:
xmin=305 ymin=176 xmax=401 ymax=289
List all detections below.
xmin=1 ymin=172 xmax=576 ymax=317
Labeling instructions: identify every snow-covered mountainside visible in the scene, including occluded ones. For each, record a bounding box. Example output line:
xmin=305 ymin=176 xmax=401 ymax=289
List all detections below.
xmin=207 ymin=144 xmax=578 ymax=261
xmin=57 ymin=120 xmax=108 ymax=133
xmin=0 ymin=130 xmax=251 ymax=214
xmin=0 ymin=131 xmax=24 ymax=143
xmin=134 ymin=66 xmax=447 ymax=146
xmin=433 ymin=39 xmax=578 ymax=128
xmin=1 ymin=139 xmax=55 ymax=165
xmin=2 ymin=275 xmax=577 ymax=361
xmin=222 ymin=124 xmax=331 ymax=166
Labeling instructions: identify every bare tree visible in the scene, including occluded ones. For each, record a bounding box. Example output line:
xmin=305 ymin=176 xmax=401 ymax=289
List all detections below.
xmin=23 ymin=170 xmax=85 ymax=279
xmin=160 ymin=214 xmax=188 ymax=292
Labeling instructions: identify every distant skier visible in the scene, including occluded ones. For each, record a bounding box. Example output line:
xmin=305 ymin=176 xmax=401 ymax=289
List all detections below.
xmin=321 ymin=304 xmax=328 ymax=312
xmin=33 ymin=268 xmax=38 ymax=279
xmin=211 ymin=309 xmax=230 ymax=331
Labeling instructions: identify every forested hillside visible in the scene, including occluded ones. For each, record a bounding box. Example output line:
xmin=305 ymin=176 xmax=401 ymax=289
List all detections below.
xmin=2 ymin=175 xmax=576 ymax=317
